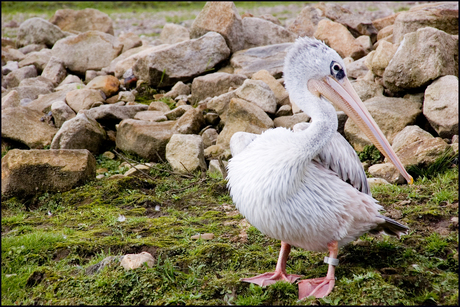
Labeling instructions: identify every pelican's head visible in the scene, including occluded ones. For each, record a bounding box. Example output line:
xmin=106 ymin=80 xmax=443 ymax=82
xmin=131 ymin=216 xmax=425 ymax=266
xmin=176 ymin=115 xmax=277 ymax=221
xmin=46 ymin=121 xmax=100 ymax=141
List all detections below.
xmin=284 ymin=37 xmax=413 ymax=185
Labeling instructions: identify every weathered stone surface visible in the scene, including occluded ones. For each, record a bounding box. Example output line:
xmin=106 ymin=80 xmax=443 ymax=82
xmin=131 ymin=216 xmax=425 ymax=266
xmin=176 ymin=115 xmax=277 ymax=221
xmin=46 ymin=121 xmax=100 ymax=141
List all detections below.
xmin=133 ymin=32 xmax=230 ymax=88
xmin=251 ymin=69 xmax=289 ymax=106
xmin=65 ymin=89 xmax=105 ymax=113
xmin=118 ymin=32 xmax=142 ymax=53
xmin=134 ymin=111 xmax=167 ymax=122
xmin=52 ymin=31 xmax=123 ymax=74
xmin=3 ymin=65 xmax=37 ymax=89
xmin=49 ymin=8 xmax=114 ymax=35
xmin=273 ymin=113 xmax=311 ymax=129
xmin=217 ymin=98 xmax=273 ymax=149
xmin=18 ymin=76 xmax=54 ymax=92
xmin=190 ymin=72 xmax=247 ymax=104
xmin=393 ymin=2 xmax=458 ymax=44
xmin=2 ymin=60 xmax=19 ymax=75
xmin=242 ymin=17 xmax=296 ymax=49
xmin=202 ymin=128 xmax=218 ymax=149
xmin=287 ymin=6 xmax=325 ymax=37
xmin=345 ymin=96 xmax=422 ymax=151
xmin=165 ymin=105 xmax=193 ymax=120
xmin=351 ymin=79 xmax=384 ymax=102
xmin=190 ymin=2 xmax=244 ymax=53
xmin=367 ymin=163 xmax=403 ymax=184
xmin=355 ymin=35 xmax=372 ymax=54
xmin=116 ymin=119 xmax=176 ymax=161
xmin=345 ymin=57 xmax=369 ymax=79
xmin=51 ymin=100 xmax=76 ymax=128
xmin=1 ymin=107 xmax=58 ymax=148
xmin=148 ymin=100 xmax=171 ymax=113
xmin=120 ymin=252 xmax=155 ymax=270
xmin=85 ymin=104 xmax=148 ymax=130
xmin=16 ymin=17 xmax=67 ymax=48
xmin=166 ymin=134 xmax=207 ymax=173
xmin=18 ymin=48 xmax=52 ymax=73
xmin=160 ymin=23 xmax=190 ymax=44
xmin=372 ymin=12 xmax=401 ymax=31
xmin=172 ymin=108 xmax=205 ymax=134
xmin=314 ymin=19 xmax=365 ymax=60
xmin=1 ymin=149 xmax=96 ymax=198
xmin=41 ymin=56 xmax=66 ymax=86
xmin=383 ymin=27 xmax=458 ymax=92
xmin=235 ymin=79 xmax=277 ymax=114
xmin=207 ymin=90 xmax=237 ymax=123
xmin=51 ymin=111 xmax=107 ymax=155
xmin=1 ymin=90 xmax=20 ymax=109
xmin=2 ymin=46 xmax=25 ymax=62
xmin=208 ymin=159 xmax=227 ymax=177
xmin=335 ymin=14 xmax=378 ymax=44
xmin=365 ymin=40 xmax=398 ymax=77
xmin=26 ymin=85 xmax=79 ymax=114
xmin=103 ymin=45 xmax=155 ymax=77
xmin=86 ymin=75 xmax=120 ymax=97
xmin=423 ymin=75 xmax=459 ymax=139
xmin=18 ymin=43 xmax=47 ymax=55
xmin=314 ymin=2 xmax=352 ymax=21
xmin=377 ymin=25 xmax=394 ymax=41
xmin=163 ymin=81 xmax=191 ymax=100
xmin=230 ymin=43 xmax=293 ymax=78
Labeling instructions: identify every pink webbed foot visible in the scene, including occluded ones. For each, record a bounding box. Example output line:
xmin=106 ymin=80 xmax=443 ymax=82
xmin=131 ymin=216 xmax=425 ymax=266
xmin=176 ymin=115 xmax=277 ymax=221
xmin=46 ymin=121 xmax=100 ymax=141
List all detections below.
xmin=298 ymin=277 xmax=335 ymax=299
xmin=241 ymin=272 xmax=302 ymax=287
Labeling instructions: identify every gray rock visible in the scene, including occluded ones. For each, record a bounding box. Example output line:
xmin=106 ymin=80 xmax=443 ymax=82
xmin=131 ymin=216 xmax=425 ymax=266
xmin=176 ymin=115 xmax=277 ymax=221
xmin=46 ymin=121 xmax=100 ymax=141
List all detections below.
xmin=242 ymin=17 xmax=296 ymax=49
xmin=163 ymin=81 xmax=191 ymax=99
xmin=345 ymin=57 xmax=369 ymax=79
xmin=202 ymin=128 xmax=218 ymax=148
xmin=208 ymin=159 xmax=227 ymax=177
xmin=85 ymin=104 xmax=148 ymax=130
xmin=118 ymin=32 xmax=142 ymax=53
xmin=273 ymin=113 xmax=311 ymax=129
xmin=16 ymin=17 xmax=68 ymax=48
xmin=86 ymin=256 xmax=122 ymax=275
xmin=26 ymin=85 xmax=79 ymax=114
xmin=3 ymin=65 xmax=37 ymax=89
xmin=351 ymin=79 xmax=384 ymax=102
xmin=235 ymin=79 xmax=277 ymax=114
xmin=160 ymin=23 xmax=190 ymax=44
xmin=165 ymin=105 xmax=193 ymax=120
xmin=41 ymin=56 xmax=67 ymax=86
xmin=49 ymin=8 xmax=114 ymax=35
xmin=148 ymin=100 xmax=171 ymax=113
xmin=172 ymin=107 xmax=205 ymax=134
xmin=134 ymin=111 xmax=167 ymax=122
xmin=65 ymin=89 xmax=105 ymax=113
xmin=251 ymin=69 xmax=289 ymax=106
xmin=18 ymin=76 xmax=55 ymax=92
xmin=18 ymin=48 xmax=52 ymax=74
xmin=1 ymin=149 xmax=96 ymax=198
xmin=190 ymin=72 xmax=247 ymax=104
xmin=51 ymin=100 xmax=77 ymax=128
xmin=166 ymin=134 xmax=207 ymax=173
xmin=1 ymin=90 xmax=20 ymax=109
xmin=2 ymin=61 xmax=19 ymax=75
xmin=8 ymin=85 xmax=52 ymax=102
xmin=133 ymin=32 xmax=230 ymax=88
xmin=18 ymin=43 xmax=47 ymax=55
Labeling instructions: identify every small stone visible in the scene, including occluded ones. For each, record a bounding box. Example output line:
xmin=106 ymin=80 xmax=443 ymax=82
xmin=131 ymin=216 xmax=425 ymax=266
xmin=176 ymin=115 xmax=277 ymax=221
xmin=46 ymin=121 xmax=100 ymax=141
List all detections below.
xmin=367 ymin=177 xmax=390 ymax=188
xmin=96 ymin=168 xmax=108 ymax=174
xmin=191 ymin=233 xmax=215 ymax=240
xmin=120 ymin=252 xmax=155 ymax=270
xmin=102 ymin=151 xmax=115 ymax=159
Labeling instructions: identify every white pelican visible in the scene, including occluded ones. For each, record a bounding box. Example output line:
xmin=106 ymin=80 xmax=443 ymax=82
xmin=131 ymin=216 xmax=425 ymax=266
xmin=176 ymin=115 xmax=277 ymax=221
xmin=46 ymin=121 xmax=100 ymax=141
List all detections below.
xmin=226 ymin=37 xmax=412 ymax=300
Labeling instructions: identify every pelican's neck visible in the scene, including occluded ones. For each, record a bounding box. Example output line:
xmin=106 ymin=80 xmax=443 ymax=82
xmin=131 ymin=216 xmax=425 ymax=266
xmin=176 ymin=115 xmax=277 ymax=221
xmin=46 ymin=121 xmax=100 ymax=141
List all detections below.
xmin=291 ymin=86 xmax=338 ymax=158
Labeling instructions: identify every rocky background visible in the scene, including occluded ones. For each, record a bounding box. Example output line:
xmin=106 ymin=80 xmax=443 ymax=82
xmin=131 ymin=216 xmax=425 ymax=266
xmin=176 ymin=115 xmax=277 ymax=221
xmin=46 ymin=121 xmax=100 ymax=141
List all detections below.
xmin=1 ymin=1 xmax=458 ymax=198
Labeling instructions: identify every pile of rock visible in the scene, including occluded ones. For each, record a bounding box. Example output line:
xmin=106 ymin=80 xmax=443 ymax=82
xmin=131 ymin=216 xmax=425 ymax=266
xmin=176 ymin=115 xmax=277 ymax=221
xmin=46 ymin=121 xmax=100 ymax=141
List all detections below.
xmin=1 ymin=2 xmax=458 ymax=197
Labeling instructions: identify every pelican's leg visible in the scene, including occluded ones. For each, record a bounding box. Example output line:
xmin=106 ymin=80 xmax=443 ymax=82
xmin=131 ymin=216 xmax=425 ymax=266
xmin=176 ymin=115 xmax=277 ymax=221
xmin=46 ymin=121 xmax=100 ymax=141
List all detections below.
xmin=241 ymin=241 xmax=302 ymax=286
xmin=298 ymin=241 xmax=338 ymax=299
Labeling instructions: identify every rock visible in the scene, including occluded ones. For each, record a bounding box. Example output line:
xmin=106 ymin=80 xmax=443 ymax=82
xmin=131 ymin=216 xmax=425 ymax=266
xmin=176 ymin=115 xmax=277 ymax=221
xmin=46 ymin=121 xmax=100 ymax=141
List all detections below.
xmin=65 ymin=89 xmax=105 ymax=113
xmin=351 ymin=79 xmax=384 ymax=102
xmin=85 ymin=104 xmax=148 ymax=130
xmin=251 ymin=69 xmax=289 ymax=106
xmin=1 ymin=149 xmax=96 ymax=198
xmin=355 ymin=35 xmax=372 ymax=54
xmin=58 ymin=74 xmax=83 ymax=87
xmin=18 ymin=48 xmax=52 ymax=74
xmin=148 ymin=100 xmax=171 ymax=113
xmin=164 ymin=105 xmax=193 ymax=120
xmin=235 ymin=79 xmax=277 ymax=114
xmin=116 ymin=119 xmax=176 ymax=162
xmin=217 ymin=98 xmax=273 ymax=149
xmin=393 ymin=2 xmax=458 ymax=44
xmin=166 ymin=134 xmax=207 ymax=173
xmin=163 ymin=81 xmax=191 ymax=99
xmin=204 ymin=112 xmax=219 ymax=126
xmin=287 ymin=6 xmax=325 ymax=37
xmin=391 ymin=125 xmax=434 ymax=153
xmin=86 ymin=256 xmax=121 ymax=275
xmin=86 ymin=75 xmax=120 ymax=97
xmin=367 ymin=162 xmax=403 ymax=184
xmin=133 ymin=32 xmax=230 ymax=88
xmin=207 ymin=90 xmax=237 ymax=123
xmin=18 ymin=76 xmax=54 ymax=92
xmin=51 ymin=100 xmax=76 ymax=128
xmin=314 ymin=2 xmax=352 ymax=21
xmin=51 ymin=111 xmax=107 ymax=155
xmin=124 ymin=164 xmax=151 ymax=177
xmin=377 ymin=25 xmax=394 ymax=42
xmin=1 ymin=107 xmax=58 ymax=148
xmin=372 ymin=12 xmax=401 ymax=31
xmin=190 ymin=72 xmax=247 ymax=104
xmin=25 ymin=85 xmax=79 ymax=114
xmin=118 ymin=32 xmax=142 ymax=53
xmin=202 ymin=128 xmax=218 ymax=148
xmin=172 ymin=107 xmax=205 ymax=134
xmin=41 ymin=56 xmax=66 ymax=86
xmin=3 ymin=65 xmax=37 ymax=89
xmin=367 ymin=177 xmax=390 ymax=188
xmin=423 ymin=75 xmax=459 ymax=139
xmin=134 ymin=111 xmax=167 ymax=122
xmin=242 ymin=17 xmax=296 ymax=49
xmin=365 ymin=40 xmax=398 ymax=77
xmin=335 ymin=14 xmax=378 ymax=44
xmin=191 ymin=233 xmax=214 ymax=240
xmin=49 ymin=8 xmax=114 ymax=35
xmin=2 ymin=60 xmax=19 ymax=75
xmin=120 ymin=252 xmax=155 ymax=270
xmin=345 ymin=57 xmax=369 ymax=79
xmin=2 ymin=46 xmax=25 ymax=62
xmin=7 ymin=85 xmax=52 ymax=102
xmin=16 ymin=17 xmax=67 ymax=48
xmin=190 ymin=2 xmax=244 ymax=53
xmin=344 ymin=96 xmax=422 ymax=151
xmin=1 ymin=90 xmax=20 ymax=109
xmin=52 ymin=31 xmax=123 ymax=74
xmin=383 ymin=27 xmax=458 ymax=92
xmin=275 ymin=105 xmax=293 ymax=117
xmin=102 ymin=45 xmax=155 ymax=77
xmin=273 ymin=113 xmax=311 ymax=129
xmin=18 ymin=43 xmax=47 ymax=55
xmin=314 ymin=19 xmax=366 ymax=60
xmin=160 ymin=23 xmax=190 ymax=44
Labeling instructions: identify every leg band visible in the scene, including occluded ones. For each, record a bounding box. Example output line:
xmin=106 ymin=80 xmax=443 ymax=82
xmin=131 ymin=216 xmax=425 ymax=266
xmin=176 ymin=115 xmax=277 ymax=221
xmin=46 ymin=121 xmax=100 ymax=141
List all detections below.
xmin=324 ymin=256 xmax=339 ymax=266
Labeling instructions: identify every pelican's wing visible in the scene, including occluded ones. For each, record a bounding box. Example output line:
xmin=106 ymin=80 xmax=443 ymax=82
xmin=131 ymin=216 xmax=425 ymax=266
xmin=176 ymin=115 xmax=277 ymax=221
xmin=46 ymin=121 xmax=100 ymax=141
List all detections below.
xmin=230 ymin=132 xmax=260 ymax=157
xmin=293 ymin=122 xmax=370 ymax=195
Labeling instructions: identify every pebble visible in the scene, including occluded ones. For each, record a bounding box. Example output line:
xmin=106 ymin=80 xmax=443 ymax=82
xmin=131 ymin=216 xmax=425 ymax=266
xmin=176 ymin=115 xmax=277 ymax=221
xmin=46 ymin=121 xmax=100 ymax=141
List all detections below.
xmin=191 ymin=233 xmax=214 ymax=240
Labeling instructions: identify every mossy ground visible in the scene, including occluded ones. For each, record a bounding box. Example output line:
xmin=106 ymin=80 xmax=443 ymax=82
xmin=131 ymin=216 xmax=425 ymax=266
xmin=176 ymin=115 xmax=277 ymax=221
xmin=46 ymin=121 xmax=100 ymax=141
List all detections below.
xmin=2 ymin=150 xmax=458 ymax=305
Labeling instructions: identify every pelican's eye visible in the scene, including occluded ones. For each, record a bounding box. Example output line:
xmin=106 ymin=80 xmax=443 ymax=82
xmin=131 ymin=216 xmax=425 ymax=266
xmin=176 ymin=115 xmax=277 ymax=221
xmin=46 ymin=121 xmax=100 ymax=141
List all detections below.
xmin=330 ymin=61 xmax=345 ymax=80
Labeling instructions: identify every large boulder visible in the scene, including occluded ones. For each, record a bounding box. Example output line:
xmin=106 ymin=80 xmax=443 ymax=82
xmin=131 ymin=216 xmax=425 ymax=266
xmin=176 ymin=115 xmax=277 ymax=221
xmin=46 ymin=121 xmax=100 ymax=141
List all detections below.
xmin=52 ymin=31 xmax=123 ymax=74
xmin=49 ymin=8 xmax=114 ymax=35
xmin=160 ymin=23 xmax=190 ymax=44
xmin=423 ymin=75 xmax=459 ymax=139
xmin=190 ymin=2 xmax=244 ymax=53
xmin=242 ymin=17 xmax=296 ymax=49
xmin=16 ymin=18 xmax=67 ymax=48
xmin=1 ymin=149 xmax=96 ymax=198
xmin=166 ymin=134 xmax=207 ymax=173
xmin=132 ymin=32 xmax=230 ymax=88
xmin=383 ymin=27 xmax=458 ymax=92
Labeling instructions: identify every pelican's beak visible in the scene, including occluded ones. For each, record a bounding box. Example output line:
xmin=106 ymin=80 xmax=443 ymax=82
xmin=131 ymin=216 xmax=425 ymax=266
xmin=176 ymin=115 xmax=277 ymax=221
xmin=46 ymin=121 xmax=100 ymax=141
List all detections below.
xmin=308 ymin=77 xmax=413 ymax=185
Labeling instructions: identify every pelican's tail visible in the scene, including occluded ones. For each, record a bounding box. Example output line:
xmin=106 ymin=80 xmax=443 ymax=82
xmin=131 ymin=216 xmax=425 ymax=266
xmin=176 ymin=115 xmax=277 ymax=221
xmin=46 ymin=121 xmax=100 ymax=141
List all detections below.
xmin=370 ymin=215 xmax=409 ymax=239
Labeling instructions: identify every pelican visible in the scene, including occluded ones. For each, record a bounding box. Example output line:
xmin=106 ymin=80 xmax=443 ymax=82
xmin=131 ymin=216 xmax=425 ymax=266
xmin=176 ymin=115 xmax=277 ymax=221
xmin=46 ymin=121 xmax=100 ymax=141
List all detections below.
xmin=226 ymin=37 xmax=412 ymax=300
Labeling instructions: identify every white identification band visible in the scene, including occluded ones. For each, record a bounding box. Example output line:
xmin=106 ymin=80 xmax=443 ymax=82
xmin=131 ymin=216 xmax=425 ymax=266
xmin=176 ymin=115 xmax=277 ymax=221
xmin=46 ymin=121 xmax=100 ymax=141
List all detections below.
xmin=324 ymin=256 xmax=339 ymax=266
